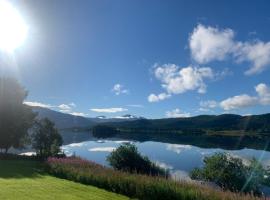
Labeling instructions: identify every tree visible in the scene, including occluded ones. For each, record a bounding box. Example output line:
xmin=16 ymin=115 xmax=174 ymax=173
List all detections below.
xmin=107 ymin=143 xmax=168 ymax=177
xmin=190 ymin=152 xmax=268 ymax=195
xmin=32 ymin=118 xmax=63 ymax=158
xmin=0 ymin=77 xmax=36 ymax=153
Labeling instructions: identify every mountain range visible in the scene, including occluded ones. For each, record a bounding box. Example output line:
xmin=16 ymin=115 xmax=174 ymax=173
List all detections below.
xmin=32 ymin=106 xmax=270 ymax=134
xmin=32 ymin=106 xmax=142 ymax=129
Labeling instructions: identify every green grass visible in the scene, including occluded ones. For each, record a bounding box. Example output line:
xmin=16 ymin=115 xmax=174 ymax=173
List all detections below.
xmin=0 ymin=160 xmax=129 ymax=200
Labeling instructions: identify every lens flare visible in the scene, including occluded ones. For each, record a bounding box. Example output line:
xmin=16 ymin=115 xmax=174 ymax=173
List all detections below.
xmin=0 ymin=0 xmax=28 ymax=52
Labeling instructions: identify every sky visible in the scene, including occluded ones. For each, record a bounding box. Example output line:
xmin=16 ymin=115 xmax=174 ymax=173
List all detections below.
xmin=1 ymin=0 xmax=270 ymax=118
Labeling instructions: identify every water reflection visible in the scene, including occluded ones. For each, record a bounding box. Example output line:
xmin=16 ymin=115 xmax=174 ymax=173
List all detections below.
xmin=62 ymin=139 xmax=270 ymax=178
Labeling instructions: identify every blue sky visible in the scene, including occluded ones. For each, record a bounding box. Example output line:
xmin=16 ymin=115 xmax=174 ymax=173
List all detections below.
xmin=2 ymin=0 xmax=270 ymax=118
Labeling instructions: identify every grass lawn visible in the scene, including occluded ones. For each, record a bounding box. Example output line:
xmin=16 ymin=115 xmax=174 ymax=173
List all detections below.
xmin=0 ymin=160 xmax=129 ymax=200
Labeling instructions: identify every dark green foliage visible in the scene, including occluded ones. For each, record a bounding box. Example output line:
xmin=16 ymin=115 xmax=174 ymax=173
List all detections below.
xmin=92 ymin=125 xmax=118 ymax=138
xmin=32 ymin=118 xmax=63 ymax=158
xmin=107 ymin=144 xmax=167 ymax=177
xmin=190 ymin=153 xmax=269 ymax=195
xmin=102 ymin=114 xmax=270 ymax=134
xmin=0 ymin=77 xmax=36 ymax=153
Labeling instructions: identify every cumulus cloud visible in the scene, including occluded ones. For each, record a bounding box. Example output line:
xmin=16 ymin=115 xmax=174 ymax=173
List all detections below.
xmin=23 ymin=101 xmax=53 ymax=108
xmin=189 ymin=24 xmax=235 ymax=64
xmin=220 ymin=94 xmax=258 ymax=111
xmin=201 ymin=83 xmax=270 ymax=111
xmin=148 ymin=64 xmax=214 ymax=102
xmin=165 ymin=108 xmax=191 ymax=118
xmin=148 ymin=93 xmax=171 ymax=102
xmin=90 ymin=107 xmax=128 ymax=113
xmin=154 ymin=64 xmax=213 ymax=94
xmin=112 ymin=84 xmax=129 ymax=95
xmin=218 ymin=83 xmax=270 ymax=110
xmin=255 ymin=83 xmax=270 ymax=105
xmin=235 ymin=41 xmax=270 ymax=75
xmin=189 ymin=24 xmax=270 ymax=75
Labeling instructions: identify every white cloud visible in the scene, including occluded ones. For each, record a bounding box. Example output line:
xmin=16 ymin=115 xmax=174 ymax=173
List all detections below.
xmin=90 ymin=107 xmax=128 ymax=113
xmin=255 ymin=83 xmax=270 ymax=105
xmin=58 ymin=104 xmax=72 ymax=111
xmin=154 ymin=161 xmax=173 ymax=170
xmin=69 ymin=112 xmax=88 ymax=117
xmin=189 ymin=24 xmax=235 ymax=64
xmin=189 ymin=24 xmax=270 ymax=75
xmin=165 ymin=108 xmax=191 ymax=118
xmin=166 ymin=144 xmax=192 ymax=154
xmin=69 ymin=102 xmax=76 ymax=107
xmin=149 ymin=64 xmax=213 ymax=102
xmin=88 ymin=147 xmax=116 ymax=152
xmin=148 ymin=93 xmax=171 ymax=102
xmin=235 ymin=41 xmax=270 ymax=75
xmin=68 ymin=142 xmax=85 ymax=147
xmin=58 ymin=103 xmax=83 ymax=115
xmin=200 ymin=100 xmax=218 ymax=108
xmin=24 ymin=101 xmax=87 ymax=116
xmin=220 ymin=94 xmax=258 ymax=111
xmin=218 ymin=83 xmax=270 ymax=111
xmin=23 ymin=101 xmax=53 ymax=108
xmin=112 ymin=84 xmax=129 ymax=95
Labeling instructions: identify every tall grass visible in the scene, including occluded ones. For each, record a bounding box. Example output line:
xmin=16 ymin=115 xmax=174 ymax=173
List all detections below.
xmin=46 ymin=157 xmax=268 ymax=200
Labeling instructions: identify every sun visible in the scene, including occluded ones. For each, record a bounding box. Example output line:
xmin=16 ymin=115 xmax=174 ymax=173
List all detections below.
xmin=0 ymin=0 xmax=28 ymax=52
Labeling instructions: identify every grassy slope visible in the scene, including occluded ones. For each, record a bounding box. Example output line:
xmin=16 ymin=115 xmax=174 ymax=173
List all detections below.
xmin=0 ymin=160 xmax=129 ymax=200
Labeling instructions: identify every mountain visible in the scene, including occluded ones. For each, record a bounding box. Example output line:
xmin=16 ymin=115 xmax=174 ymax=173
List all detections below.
xmin=31 ymin=107 xmax=144 ymax=129
xmin=114 ymin=114 xmax=145 ymax=119
xmin=32 ymin=107 xmax=95 ymax=129
xmin=100 ymin=113 xmax=270 ymax=135
xmin=31 ymin=106 xmax=270 ymax=134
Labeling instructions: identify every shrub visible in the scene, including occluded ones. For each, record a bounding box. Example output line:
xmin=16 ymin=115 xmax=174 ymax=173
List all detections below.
xmin=107 ymin=143 xmax=167 ymax=177
xmin=190 ymin=152 xmax=268 ymax=195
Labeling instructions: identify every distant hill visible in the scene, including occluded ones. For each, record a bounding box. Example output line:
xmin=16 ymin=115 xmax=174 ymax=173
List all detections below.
xmin=100 ymin=114 xmax=270 ymax=135
xmin=31 ymin=106 xmax=142 ymax=129
xmin=31 ymin=106 xmax=270 ymax=134
xmin=32 ymin=107 xmax=95 ymax=129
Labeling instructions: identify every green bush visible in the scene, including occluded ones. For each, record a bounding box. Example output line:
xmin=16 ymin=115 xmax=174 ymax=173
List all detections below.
xmin=190 ymin=152 xmax=269 ymax=195
xmin=107 ymin=143 xmax=167 ymax=177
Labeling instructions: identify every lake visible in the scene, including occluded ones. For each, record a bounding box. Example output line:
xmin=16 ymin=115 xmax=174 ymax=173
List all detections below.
xmin=61 ymin=130 xmax=270 ymax=180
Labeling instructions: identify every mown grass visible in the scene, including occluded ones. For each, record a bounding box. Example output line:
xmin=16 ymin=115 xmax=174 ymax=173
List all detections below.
xmin=47 ymin=157 xmax=269 ymax=200
xmin=0 ymin=159 xmax=129 ymax=200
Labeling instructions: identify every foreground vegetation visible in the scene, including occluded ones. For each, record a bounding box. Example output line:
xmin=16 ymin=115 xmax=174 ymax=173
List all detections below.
xmin=46 ymin=156 xmax=269 ymax=200
xmin=190 ymin=153 xmax=270 ymax=194
xmin=0 ymin=159 xmax=128 ymax=200
xmin=107 ymin=143 xmax=168 ymax=177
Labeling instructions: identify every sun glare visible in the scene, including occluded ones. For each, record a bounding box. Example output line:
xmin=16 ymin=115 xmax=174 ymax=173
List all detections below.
xmin=0 ymin=0 xmax=28 ymax=52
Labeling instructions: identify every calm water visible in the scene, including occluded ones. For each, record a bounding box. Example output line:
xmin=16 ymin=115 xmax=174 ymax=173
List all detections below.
xmin=62 ymin=137 xmax=270 ymax=179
